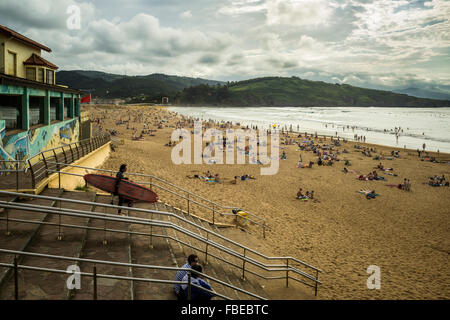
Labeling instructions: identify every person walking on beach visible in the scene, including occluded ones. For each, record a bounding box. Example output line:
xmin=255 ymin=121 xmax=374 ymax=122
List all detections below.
xmin=114 ymin=164 xmax=134 ymax=215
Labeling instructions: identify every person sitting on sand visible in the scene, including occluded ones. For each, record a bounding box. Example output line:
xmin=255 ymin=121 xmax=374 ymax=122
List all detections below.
xmin=205 ymin=171 xmax=213 ymax=178
xmin=231 ymin=176 xmax=237 ymax=184
xmin=297 ymin=188 xmax=308 ymax=200
xmin=366 ymin=190 xmax=377 ymax=199
xmin=343 ymin=167 xmax=349 ymax=174
xmin=428 ymin=177 xmax=436 ymax=186
xmin=306 ymin=190 xmax=314 ymax=199
xmin=372 ymin=171 xmax=378 ymax=179
xmin=297 ymin=161 xmax=305 ymax=168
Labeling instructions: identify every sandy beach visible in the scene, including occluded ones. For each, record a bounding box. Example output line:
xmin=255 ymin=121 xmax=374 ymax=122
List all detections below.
xmin=85 ymin=104 xmax=450 ymax=300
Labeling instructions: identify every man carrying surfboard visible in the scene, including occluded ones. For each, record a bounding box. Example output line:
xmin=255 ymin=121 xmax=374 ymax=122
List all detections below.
xmin=115 ymin=164 xmax=134 ymax=215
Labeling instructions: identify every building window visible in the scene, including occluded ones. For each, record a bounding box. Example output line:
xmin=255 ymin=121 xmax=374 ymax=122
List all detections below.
xmin=26 ymin=67 xmax=37 ymax=81
xmin=50 ymin=97 xmax=59 ymax=121
xmin=37 ymin=68 xmax=44 ymax=83
xmin=29 ymin=96 xmax=44 ymax=126
xmin=7 ymin=51 xmax=17 ymax=77
xmin=46 ymin=69 xmax=54 ymax=85
xmin=64 ymin=98 xmax=71 ymax=118
xmin=0 ymin=95 xmax=21 ymax=129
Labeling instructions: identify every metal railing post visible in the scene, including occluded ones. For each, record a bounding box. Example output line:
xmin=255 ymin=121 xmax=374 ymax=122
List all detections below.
xmin=315 ymin=270 xmax=319 ymax=296
xmin=68 ymin=144 xmax=74 ymax=163
xmin=5 ymin=207 xmax=11 ymax=236
xmin=57 ymin=199 xmax=63 ymax=240
xmin=187 ymin=272 xmax=191 ymax=300
xmin=93 ymin=265 xmax=97 ymax=300
xmin=42 ymin=153 xmax=49 ymax=178
xmin=52 ymin=149 xmax=60 ymax=188
xmin=14 ymin=256 xmax=19 ymax=300
xmin=242 ymin=248 xmax=246 ymax=280
xmin=15 ymin=160 xmax=19 ymax=191
xmin=187 ymin=193 xmax=190 ymax=214
xmin=28 ymin=159 xmax=36 ymax=189
xmin=205 ymin=233 xmax=209 ymax=265
xmin=103 ymin=206 xmax=108 ymax=245
xmin=263 ymin=221 xmax=266 ymax=239
xmin=149 ymin=212 xmax=153 ymax=249
xmin=75 ymin=143 xmax=80 ymax=160
xmin=212 ymin=204 xmax=215 ymax=225
xmin=286 ymin=258 xmax=289 ymax=288
xmin=62 ymin=147 xmax=68 ymax=165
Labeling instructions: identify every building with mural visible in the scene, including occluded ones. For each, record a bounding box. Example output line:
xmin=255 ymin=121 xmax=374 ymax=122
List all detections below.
xmin=0 ymin=24 xmax=82 ymax=169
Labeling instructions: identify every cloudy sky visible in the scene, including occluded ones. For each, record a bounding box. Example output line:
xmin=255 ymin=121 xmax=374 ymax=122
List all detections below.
xmin=1 ymin=0 xmax=449 ymax=92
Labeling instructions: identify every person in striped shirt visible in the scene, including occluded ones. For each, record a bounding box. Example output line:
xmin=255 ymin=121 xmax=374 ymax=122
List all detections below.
xmin=174 ymin=254 xmax=199 ymax=300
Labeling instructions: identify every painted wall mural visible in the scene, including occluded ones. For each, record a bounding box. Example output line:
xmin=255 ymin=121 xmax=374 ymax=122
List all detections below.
xmin=0 ymin=119 xmax=79 ymax=169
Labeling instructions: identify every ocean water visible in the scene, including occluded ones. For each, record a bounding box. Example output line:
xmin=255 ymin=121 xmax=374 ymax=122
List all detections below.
xmin=169 ymin=106 xmax=450 ymax=154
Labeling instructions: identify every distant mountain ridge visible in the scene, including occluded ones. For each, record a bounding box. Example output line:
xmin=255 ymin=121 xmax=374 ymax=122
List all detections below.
xmin=56 ymin=70 xmax=450 ymax=107
xmin=56 ymin=70 xmax=225 ymax=101
xmin=393 ymin=87 xmax=450 ymax=101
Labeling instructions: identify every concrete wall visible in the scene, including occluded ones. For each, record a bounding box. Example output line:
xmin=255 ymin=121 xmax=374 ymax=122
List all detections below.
xmin=48 ymin=141 xmax=111 ymax=190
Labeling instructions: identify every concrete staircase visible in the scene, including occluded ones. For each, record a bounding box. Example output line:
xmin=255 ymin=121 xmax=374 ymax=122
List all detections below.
xmin=0 ymin=189 xmax=267 ymax=300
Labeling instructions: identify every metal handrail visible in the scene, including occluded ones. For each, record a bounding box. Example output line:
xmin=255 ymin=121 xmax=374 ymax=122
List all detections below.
xmin=0 ymin=199 xmax=317 ymax=274
xmin=44 ymin=161 xmax=267 ymax=234
xmin=0 ymin=135 xmax=110 ymax=190
xmin=0 ymin=249 xmax=266 ymax=300
xmin=27 ymin=135 xmax=109 ymax=165
xmin=0 ymin=190 xmax=322 ymax=295
xmin=0 ymin=201 xmax=309 ymax=292
xmin=0 ymin=203 xmax=318 ymax=293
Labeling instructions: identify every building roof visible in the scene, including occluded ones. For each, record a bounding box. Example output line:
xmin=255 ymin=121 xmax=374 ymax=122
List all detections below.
xmin=0 ymin=24 xmax=52 ymax=52
xmin=23 ymin=53 xmax=59 ymax=70
xmin=0 ymin=73 xmax=81 ymax=95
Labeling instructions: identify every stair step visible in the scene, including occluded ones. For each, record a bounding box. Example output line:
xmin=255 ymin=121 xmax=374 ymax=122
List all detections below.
xmin=0 ymin=190 xmax=95 ymax=300
xmin=72 ymin=195 xmax=132 ymax=300
xmin=130 ymin=202 xmax=177 ymax=300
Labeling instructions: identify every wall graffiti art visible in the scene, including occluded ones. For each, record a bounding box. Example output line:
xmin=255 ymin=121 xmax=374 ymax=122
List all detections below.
xmin=0 ymin=119 xmax=79 ymax=169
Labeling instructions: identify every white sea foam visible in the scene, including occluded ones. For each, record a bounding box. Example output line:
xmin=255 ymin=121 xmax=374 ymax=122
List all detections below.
xmin=169 ymin=106 xmax=450 ymax=153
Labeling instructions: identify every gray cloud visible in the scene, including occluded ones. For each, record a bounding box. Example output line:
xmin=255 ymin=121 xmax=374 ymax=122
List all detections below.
xmin=0 ymin=0 xmax=447 ymax=93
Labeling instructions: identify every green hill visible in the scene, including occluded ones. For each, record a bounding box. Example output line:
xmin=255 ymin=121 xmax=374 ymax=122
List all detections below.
xmin=176 ymin=76 xmax=450 ymax=107
xmin=56 ymin=70 xmax=224 ymax=102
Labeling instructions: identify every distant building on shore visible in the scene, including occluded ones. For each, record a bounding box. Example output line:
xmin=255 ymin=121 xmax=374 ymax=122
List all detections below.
xmin=162 ymin=97 xmax=169 ymax=105
xmin=0 ymin=24 xmax=83 ymax=165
